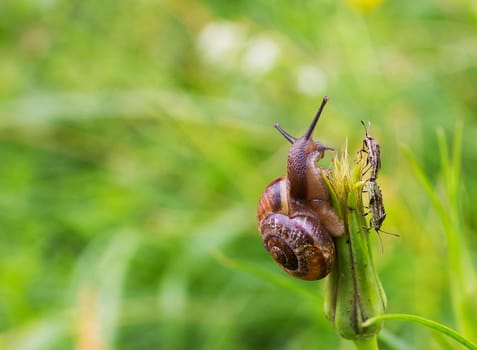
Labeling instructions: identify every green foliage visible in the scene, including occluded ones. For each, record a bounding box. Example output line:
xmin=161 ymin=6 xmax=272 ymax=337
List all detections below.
xmin=1 ymin=0 xmax=477 ymax=349
xmin=364 ymin=314 xmax=477 ymax=350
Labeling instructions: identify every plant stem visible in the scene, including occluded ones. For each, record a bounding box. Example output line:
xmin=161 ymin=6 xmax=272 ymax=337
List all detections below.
xmin=353 ymin=336 xmax=379 ymax=350
xmin=363 ymin=313 xmax=477 ymax=350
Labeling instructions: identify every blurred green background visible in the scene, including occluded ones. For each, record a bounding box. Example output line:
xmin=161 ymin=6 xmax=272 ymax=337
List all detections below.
xmin=1 ymin=0 xmax=477 ymax=349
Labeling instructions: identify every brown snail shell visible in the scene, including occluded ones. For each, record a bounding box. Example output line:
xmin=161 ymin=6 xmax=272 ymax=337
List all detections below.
xmin=257 ymin=177 xmax=335 ymax=280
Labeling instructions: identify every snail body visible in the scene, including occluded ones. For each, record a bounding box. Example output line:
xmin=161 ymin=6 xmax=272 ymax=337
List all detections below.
xmin=257 ymin=97 xmax=344 ymax=280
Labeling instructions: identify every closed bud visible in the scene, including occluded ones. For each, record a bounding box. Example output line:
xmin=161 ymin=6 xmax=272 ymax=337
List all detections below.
xmin=323 ymin=146 xmax=387 ymax=340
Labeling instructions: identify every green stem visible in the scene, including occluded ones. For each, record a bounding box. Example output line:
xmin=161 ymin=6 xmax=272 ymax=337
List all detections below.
xmin=363 ymin=313 xmax=477 ymax=350
xmin=353 ymin=336 xmax=379 ymax=350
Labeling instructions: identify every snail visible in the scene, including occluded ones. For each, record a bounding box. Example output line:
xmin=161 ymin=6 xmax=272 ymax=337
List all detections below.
xmin=257 ymin=97 xmax=344 ymax=280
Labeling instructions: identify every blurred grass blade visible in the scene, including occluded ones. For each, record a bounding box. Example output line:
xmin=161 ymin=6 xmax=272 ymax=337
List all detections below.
xmin=212 ymin=250 xmax=321 ymax=304
xmin=403 ymin=129 xmax=477 ymax=341
xmin=363 ymin=313 xmax=477 ymax=350
xmin=378 ymin=329 xmax=414 ymax=350
xmin=436 ymin=128 xmax=451 ymax=193
xmin=0 ymin=90 xmax=269 ymax=134
xmin=71 ymin=230 xmax=141 ymax=349
xmin=436 ymin=122 xmax=464 ymax=206
xmin=451 ymin=121 xmax=463 ymax=187
xmin=0 ymin=313 xmax=70 ymax=350
xmin=401 ymin=145 xmax=448 ymax=224
xmin=155 ymin=205 xmax=254 ymax=349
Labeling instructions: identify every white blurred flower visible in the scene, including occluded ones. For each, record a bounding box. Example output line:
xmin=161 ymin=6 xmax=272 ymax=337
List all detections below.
xmin=295 ymin=65 xmax=328 ymax=96
xmin=197 ymin=21 xmax=245 ymax=65
xmin=242 ymin=37 xmax=280 ymax=76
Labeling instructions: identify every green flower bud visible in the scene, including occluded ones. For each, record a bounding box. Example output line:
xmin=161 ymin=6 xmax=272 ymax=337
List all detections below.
xmin=323 ymin=147 xmax=387 ymax=340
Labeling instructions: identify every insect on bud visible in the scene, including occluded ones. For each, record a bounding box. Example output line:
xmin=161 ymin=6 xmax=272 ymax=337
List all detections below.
xmin=322 ymin=142 xmax=387 ymax=340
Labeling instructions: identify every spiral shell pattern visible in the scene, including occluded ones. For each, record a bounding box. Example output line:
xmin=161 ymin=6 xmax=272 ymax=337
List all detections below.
xmin=257 ymin=177 xmax=335 ymax=280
